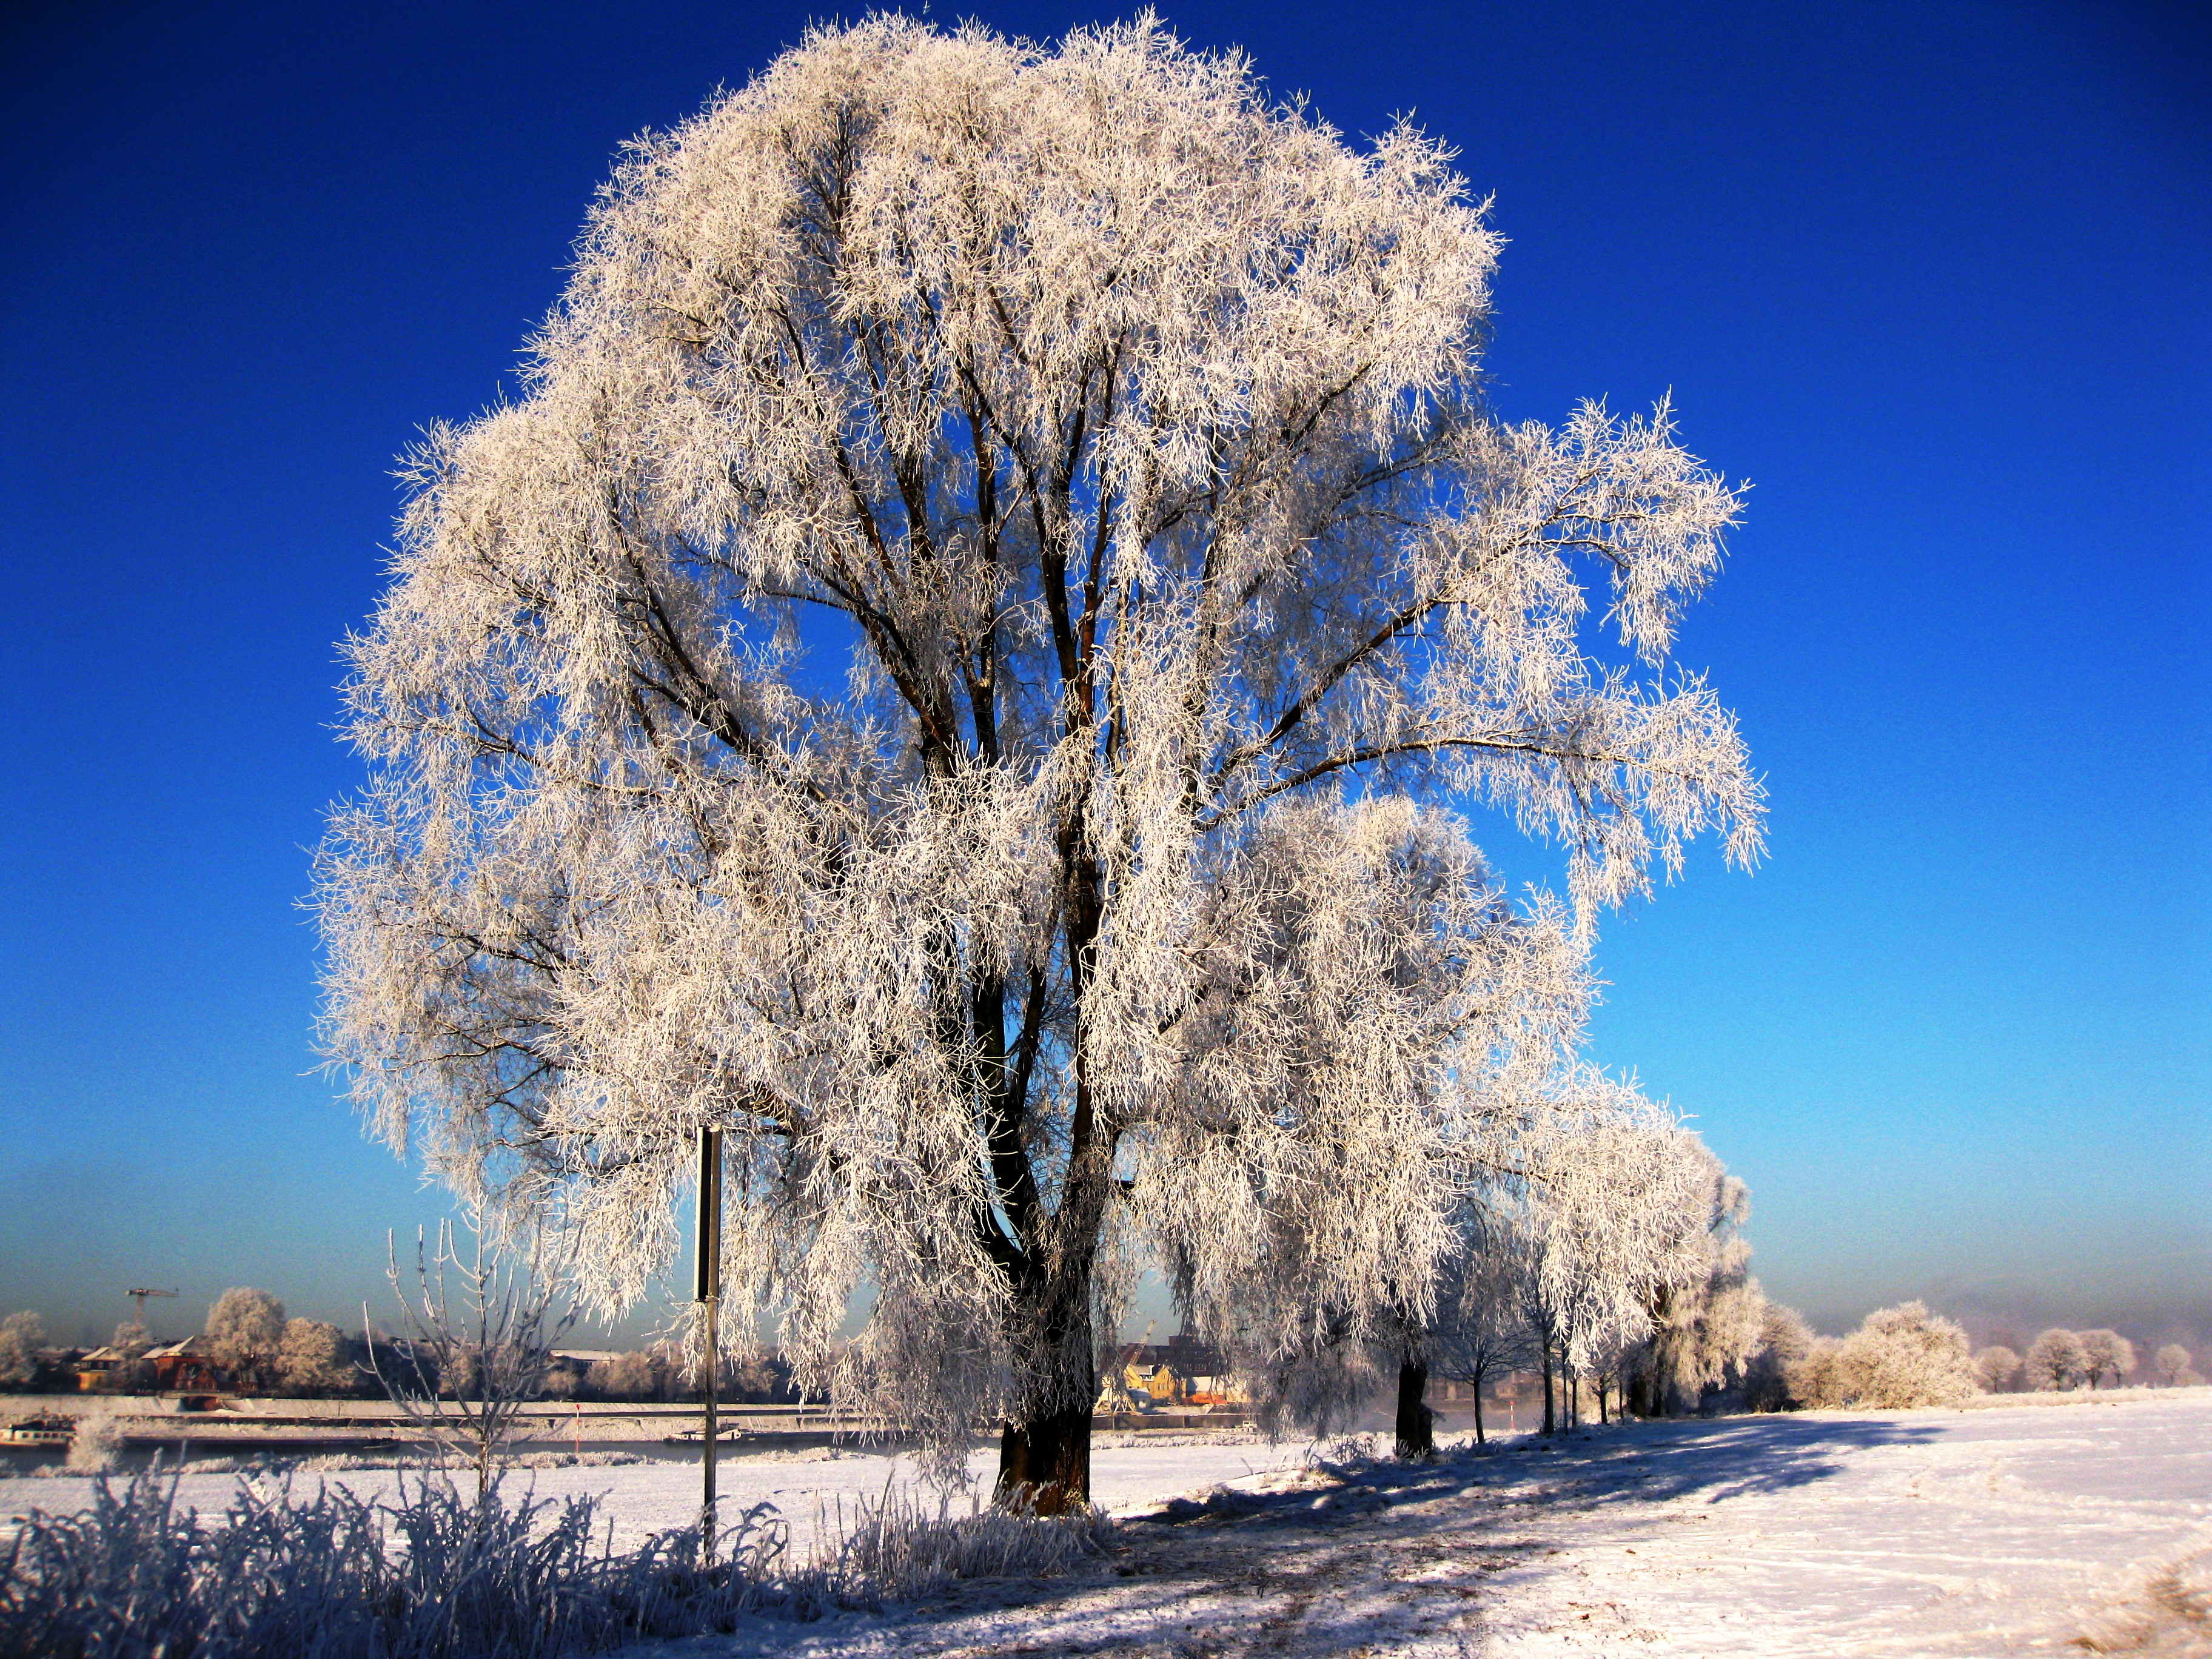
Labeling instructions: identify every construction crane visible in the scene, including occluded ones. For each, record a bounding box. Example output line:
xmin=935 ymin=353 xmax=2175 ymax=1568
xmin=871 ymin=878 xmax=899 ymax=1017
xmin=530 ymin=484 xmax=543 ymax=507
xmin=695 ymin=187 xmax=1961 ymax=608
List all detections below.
xmin=124 ymin=1287 xmax=177 ymax=1329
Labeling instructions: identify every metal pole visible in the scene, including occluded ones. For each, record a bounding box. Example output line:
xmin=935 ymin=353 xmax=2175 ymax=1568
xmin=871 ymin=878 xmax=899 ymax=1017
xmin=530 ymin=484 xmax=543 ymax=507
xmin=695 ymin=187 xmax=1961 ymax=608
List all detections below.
xmin=694 ymin=1125 xmax=723 ymax=1560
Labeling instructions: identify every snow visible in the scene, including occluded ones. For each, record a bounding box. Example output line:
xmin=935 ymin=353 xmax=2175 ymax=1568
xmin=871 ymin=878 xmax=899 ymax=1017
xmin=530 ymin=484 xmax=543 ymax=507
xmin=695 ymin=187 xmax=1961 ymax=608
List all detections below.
xmin=5 ymin=1393 xmax=2205 ymax=1654
xmin=0 ymin=1433 xmax=1316 ymax=1559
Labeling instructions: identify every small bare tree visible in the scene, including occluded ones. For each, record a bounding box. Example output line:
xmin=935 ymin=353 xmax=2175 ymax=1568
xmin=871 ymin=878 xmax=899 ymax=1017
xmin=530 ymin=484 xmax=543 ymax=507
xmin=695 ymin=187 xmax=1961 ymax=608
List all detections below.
xmin=367 ymin=1210 xmax=575 ymax=1499
xmin=1428 ymin=1234 xmax=1536 ymax=1444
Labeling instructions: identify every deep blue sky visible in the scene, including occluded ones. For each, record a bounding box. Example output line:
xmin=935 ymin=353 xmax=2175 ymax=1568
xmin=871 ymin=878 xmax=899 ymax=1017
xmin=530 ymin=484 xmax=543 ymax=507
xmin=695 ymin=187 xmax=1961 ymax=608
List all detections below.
xmin=2 ymin=0 xmax=2204 ymax=1350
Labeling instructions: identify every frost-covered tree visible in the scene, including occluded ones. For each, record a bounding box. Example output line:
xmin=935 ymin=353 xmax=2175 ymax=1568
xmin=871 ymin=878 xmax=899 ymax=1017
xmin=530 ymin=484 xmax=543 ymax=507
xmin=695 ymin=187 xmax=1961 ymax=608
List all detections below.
xmin=1619 ymin=1142 xmax=1763 ymax=1416
xmin=276 ymin=1318 xmax=354 ymax=1396
xmin=206 ymin=1288 xmax=286 ymax=1392
xmin=2077 ymin=1329 xmax=2133 ymax=1389
xmin=2025 ymin=1328 xmax=2085 ymax=1391
xmin=1190 ymin=905 xmax=1592 ymax=1458
xmin=1972 ymin=1344 xmax=2021 ymax=1394
xmin=317 ymin=16 xmax=1759 ymax=1509
xmin=0 ymin=1311 xmax=44 ymax=1387
xmin=1506 ymin=1081 xmax=1724 ymax=1431
xmin=2153 ymin=1343 xmax=2199 ymax=1388
xmin=1741 ymin=1301 xmax=1812 ymax=1412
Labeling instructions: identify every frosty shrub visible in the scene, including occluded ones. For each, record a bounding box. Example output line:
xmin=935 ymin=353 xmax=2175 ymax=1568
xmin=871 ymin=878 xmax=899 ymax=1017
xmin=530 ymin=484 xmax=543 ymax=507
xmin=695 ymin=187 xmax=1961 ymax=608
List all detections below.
xmin=1835 ymin=1302 xmax=1976 ymax=1409
xmin=808 ymin=1484 xmax=1112 ymax=1604
xmin=0 ymin=1461 xmax=792 ymax=1659
xmin=316 ymin=13 xmax=1761 ymax=1510
xmin=0 ymin=1313 xmax=43 ymax=1387
xmin=1972 ymin=1345 xmax=2022 ymax=1394
xmin=207 ymin=1289 xmax=286 ymax=1392
xmin=65 ymin=1411 xmax=125 ymax=1473
xmin=2077 ymin=1329 xmax=2134 ymax=1389
xmin=1788 ymin=1303 xmax=1974 ymax=1409
xmin=1742 ymin=1303 xmax=1814 ymax=1412
xmin=370 ymin=1212 xmax=575 ymax=1500
xmin=2153 ymin=1343 xmax=2200 ymax=1388
xmin=2025 ymin=1328 xmax=2085 ymax=1391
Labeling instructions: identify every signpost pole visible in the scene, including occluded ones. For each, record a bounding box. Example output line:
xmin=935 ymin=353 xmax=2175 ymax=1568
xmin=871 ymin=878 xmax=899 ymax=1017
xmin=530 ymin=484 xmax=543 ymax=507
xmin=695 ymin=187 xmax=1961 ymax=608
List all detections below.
xmin=694 ymin=1125 xmax=723 ymax=1561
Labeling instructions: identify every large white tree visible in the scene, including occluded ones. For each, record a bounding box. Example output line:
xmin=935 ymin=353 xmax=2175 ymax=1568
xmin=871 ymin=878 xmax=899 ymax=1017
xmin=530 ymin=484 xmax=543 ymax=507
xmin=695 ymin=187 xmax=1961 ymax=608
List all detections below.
xmin=318 ymin=16 xmax=1760 ymax=1509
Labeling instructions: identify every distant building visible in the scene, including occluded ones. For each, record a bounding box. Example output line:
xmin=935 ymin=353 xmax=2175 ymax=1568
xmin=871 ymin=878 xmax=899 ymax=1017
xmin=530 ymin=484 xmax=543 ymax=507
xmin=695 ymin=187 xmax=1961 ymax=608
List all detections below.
xmin=144 ymin=1336 xmax=224 ymax=1393
xmin=73 ymin=1346 xmax=127 ymax=1392
xmin=1096 ymin=1332 xmax=1244 ymax=1411
xmin=77 ymin=1336 xmax=225 ymax=1393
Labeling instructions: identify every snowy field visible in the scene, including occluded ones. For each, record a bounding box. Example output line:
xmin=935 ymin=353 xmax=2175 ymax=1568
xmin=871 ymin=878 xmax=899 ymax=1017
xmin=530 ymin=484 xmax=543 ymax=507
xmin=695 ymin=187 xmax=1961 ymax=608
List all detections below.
xmin=5 ymin=1392 xmax=2207 ymax=1655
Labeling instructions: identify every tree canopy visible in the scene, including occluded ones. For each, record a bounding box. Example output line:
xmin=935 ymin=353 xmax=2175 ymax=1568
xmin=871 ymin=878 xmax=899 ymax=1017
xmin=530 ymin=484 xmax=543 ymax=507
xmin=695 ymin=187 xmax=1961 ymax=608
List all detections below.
xmin=318 ymin=15 xmax=1760 ymax=1506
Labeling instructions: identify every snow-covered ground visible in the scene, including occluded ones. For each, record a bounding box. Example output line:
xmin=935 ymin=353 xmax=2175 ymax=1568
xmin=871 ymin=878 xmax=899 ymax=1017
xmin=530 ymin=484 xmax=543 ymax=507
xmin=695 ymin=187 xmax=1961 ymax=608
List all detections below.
xmin=5 ymin=1392 xmax=2206 ymax=1655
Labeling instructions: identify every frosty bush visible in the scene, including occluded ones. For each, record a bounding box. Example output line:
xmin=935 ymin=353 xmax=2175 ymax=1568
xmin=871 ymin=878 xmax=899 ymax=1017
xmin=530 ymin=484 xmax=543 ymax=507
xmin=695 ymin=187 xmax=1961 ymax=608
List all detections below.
xmin=2025 ymin=1328 xmax=2085 ymax=1391
xmin=1972 ymin=1345 xmax=2021 ymax=1393
xmin=1787 ymin=1302 xmax=1975 ymax=1409
xmin=1837 ymin=1302 xmax=1976 ymax=1408
xmin=64 ymin=1411 xmax=124 ymax=1474
xmin=807 ymin=1484 xmax=1112 ymax=1604
xmin=0 ymin=1461 xmax=790 ymax=1659
xmin=1786 ymin=1336 xmax=1845 ymax=1409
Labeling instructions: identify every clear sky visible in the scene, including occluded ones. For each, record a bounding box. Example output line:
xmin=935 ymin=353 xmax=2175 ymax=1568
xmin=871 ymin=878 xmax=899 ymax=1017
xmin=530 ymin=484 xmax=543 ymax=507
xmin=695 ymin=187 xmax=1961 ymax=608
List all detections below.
xmin=1 ymin=0 xmax=2204 ymax=1351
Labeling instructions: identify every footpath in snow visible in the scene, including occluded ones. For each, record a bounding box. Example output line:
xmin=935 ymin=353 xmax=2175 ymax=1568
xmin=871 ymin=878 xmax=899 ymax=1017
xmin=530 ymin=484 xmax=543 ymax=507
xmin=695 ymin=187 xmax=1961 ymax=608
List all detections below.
xmin=5 ymin=1392 xmax=2207 ymax=1655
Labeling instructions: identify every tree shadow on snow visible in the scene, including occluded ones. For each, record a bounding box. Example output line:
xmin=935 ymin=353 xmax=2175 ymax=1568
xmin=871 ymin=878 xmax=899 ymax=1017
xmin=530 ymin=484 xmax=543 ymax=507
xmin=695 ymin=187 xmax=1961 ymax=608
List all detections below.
xmin=742 ymin=1418 xmax=1953 ymax=1654
xmin=1439 ymin=1411 xmax=1947 ymax=1511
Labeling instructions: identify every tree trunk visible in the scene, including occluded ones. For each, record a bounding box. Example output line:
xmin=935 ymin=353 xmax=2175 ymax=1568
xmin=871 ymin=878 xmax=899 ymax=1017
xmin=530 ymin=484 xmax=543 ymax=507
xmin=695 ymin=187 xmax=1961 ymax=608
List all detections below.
xmin=1540 ymin=1344 xmax=1555 ymax=1436
xmin=994 ymin=1252 xmax=1099 ymax=1514
xmin=1393 ymin=1358 xmax=1434 ymax=1458
xmin=1472 ymin=1381 xmax=1486 ymax=1446
xmin=997 ymin=1399 xmax=1093 ymax=1515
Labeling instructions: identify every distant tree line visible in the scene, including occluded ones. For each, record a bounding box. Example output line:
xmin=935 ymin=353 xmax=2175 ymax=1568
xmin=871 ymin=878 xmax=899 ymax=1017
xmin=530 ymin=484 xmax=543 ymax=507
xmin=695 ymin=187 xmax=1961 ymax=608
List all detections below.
xmin=0 ymin=1293 xmax=808 ymax=1404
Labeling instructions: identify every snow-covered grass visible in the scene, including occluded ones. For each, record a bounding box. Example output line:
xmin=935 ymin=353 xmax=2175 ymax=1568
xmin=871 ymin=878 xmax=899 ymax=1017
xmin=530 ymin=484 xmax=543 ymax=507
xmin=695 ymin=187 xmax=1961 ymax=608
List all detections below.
xmin=4 ymin=1437 xmax=1312 ymax=1558
xmin=0 ymin=1460 xmax=1111 ymax=1657
xmin=0 ymin=1463 xmax=794 ymax=1659
xmin=6 ymin=1393 xmax=2205 ymax=1655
